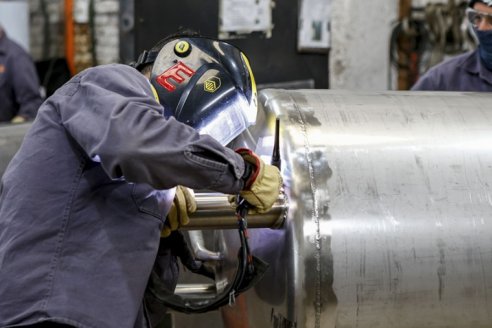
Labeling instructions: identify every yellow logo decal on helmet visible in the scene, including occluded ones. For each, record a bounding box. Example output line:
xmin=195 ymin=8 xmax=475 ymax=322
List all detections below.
xmin=204 ymin=76 xmax=221 ymax=93
xmin=174 ymin=41 xmax=191 ymax=57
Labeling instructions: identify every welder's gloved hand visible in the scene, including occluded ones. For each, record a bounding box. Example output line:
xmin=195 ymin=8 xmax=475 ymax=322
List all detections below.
xmin=231 ymin=148 xmax=282 ymax=214
xmin=161 ymin=186 xmax=196 ymax=238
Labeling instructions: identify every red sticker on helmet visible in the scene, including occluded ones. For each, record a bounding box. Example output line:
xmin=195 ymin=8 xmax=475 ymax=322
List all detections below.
xmin=156 ymin=61 xmax=195 ymax=92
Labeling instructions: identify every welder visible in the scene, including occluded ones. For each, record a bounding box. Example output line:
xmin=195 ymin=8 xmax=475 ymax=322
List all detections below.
xmin=0 ymin=32 xmax=281 ymax=328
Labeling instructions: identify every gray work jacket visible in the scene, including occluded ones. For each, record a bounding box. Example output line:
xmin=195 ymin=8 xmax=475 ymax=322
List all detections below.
xmin=411 ymin=49 xmax=492 ymax=91
xmin=0 ymin=31 xmax=43 ymax=121
xmin=0 ymin=64 xmax=246 ymax=327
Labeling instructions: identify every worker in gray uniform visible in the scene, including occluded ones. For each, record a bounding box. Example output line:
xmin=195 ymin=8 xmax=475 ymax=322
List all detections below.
xmin=411 ymin=0 xmax=492 ymax=91
xmin=0 ymin=34 xmax=281 ymax=328
xmin=0 ymin=25 xmax=43 ymax=123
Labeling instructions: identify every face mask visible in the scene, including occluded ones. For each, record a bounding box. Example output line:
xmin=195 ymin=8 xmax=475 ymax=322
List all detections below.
xmin=476 ymin=29 xmax=492 ymax=70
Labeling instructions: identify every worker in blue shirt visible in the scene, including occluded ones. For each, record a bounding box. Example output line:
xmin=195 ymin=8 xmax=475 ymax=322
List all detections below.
xmin=0 ymin=33 xmax=281 ymax=328
xmin=0 ymin=25 xmax=43 ymax=122
xmin=411 ymin=0 xmax=492 ymax=91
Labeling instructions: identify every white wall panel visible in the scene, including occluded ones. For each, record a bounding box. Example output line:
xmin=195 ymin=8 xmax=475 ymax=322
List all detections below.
xmin=0 ymin=1 xmax=30 ymax=52
xmin=329 ymin=0 xmax=398 ymax=90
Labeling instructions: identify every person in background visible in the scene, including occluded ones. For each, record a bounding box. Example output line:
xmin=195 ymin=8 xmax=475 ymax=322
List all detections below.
xmin=411 ymin=0 xmax=492 ymax=91
xmin=0 ymin=32 xmax=281 ymax=328
xmin=0 ymin=24 xmax=43 ymax=123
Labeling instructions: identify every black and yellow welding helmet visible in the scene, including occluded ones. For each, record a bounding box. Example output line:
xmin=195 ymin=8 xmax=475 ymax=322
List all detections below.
xmin=134 ymin=36 xmax=257 ymax=146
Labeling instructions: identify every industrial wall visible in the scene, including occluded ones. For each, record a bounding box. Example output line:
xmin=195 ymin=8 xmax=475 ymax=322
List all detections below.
xmin=330 ymin=0 xmax=471 ymax=90
xmin=133 ymin=0 xmax=329 ymax=88
xmin=3 ymin=0 xmax=474 ymax=93
xmin=329 ymin=0 xmax=398 ymax=90
xmin=27 ymin=0 xmax=120 ymax=69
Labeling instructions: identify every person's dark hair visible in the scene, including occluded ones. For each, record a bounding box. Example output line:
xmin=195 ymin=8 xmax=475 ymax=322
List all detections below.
xmin=137 ymin=28 xmax=201 ymax=75
xmin=469 ymin=0 xmax=492 ymax=7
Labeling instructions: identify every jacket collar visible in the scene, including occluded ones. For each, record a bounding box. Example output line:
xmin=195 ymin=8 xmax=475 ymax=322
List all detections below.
xmin=462 ymin=49 xmax=492 ymax=85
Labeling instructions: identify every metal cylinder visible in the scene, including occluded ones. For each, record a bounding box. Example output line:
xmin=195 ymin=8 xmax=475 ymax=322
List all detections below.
xmin=175 ymin=283 xmax=217 ymax=297
xmin=185 ymin=192 xmax=287 ymax=230
xmin=193 ymin=89 xmax=492 ymax=328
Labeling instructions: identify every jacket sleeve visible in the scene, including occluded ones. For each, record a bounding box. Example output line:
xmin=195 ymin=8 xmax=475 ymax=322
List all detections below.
xmin=52 ymin=64 xmax=246 ymax=194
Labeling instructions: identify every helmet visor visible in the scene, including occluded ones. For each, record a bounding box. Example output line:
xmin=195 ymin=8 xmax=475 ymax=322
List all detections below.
xmin=193 ymin=85 xmax=257 ymax=146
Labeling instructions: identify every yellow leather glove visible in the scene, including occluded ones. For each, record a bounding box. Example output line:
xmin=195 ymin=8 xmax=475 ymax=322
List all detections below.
xmin=231 ymin=148 xmax=282 ymax=214
xmin=161 ymin=186 xmax=196 ymax=238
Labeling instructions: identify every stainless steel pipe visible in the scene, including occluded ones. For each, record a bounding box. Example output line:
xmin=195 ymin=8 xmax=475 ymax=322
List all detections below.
xmin=175 ymin=89 xmax=492 ymax=328
xmin=185 ymin=192 xmax=287 ymax=230
xmin=174 ymin=283 xmax=217 ymax=297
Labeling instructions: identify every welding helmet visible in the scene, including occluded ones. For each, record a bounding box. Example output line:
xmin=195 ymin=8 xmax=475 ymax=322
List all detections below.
xmin=133 ymin=36 xmax=257 ymax=146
